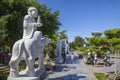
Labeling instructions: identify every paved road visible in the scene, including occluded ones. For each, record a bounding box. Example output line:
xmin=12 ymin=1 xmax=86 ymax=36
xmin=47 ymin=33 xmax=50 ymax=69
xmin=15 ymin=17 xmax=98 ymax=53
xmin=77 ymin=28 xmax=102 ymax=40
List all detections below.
xmin=48 ymin=52 xmax=120 ymax=80
xmin=48 ymin=53 xmax=94 ymax=80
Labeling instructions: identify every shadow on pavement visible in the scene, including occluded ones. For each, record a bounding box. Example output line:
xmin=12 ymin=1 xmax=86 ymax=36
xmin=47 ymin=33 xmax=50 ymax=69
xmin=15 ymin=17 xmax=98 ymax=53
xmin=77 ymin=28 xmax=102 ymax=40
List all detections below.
xmin=49 ymin=73 xmax=89 ymax=80
xmin=55 ymin=65 xmax=69 ymax=72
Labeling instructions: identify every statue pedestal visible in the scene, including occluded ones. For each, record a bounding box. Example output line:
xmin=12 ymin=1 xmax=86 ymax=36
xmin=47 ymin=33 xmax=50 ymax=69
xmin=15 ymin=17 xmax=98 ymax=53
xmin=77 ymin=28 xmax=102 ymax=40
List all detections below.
xmin=35 ymin=69 xmax=49 ymax=80
xmin=57 ymin=57 xmax=63 ymax=64
xmin=7 ymin=69 xmax=49 ymax=80
xmin=8 ymin=76 xmax=48 ymax=80
xmin=7 ymin=77 xmax=39 ymax=80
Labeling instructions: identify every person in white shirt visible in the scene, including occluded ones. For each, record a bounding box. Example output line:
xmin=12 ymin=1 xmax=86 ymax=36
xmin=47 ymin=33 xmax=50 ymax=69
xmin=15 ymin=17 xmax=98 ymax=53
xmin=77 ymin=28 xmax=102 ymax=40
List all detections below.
xmin=71 ymin=53 xmax=74 ymax=63
xmin=94 ymin=52 xmax=98 ymax=67
xmin=87 ymin=49 xmax=91 ymax=64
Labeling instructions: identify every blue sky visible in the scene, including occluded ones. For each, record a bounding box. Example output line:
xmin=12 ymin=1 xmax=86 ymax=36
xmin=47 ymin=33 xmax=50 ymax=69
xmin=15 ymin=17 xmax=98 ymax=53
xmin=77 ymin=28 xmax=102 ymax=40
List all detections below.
xmin=39 ymin=0 xmax=120 ymax=42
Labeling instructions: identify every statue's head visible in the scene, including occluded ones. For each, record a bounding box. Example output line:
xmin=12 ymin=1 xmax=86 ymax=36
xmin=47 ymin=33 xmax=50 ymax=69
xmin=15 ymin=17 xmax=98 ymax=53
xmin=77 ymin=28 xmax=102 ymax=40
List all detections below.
xmin=58 ymin=34 xmax=61 ymax=37
xmin=28 ymin=7 xmax=38 ymax=18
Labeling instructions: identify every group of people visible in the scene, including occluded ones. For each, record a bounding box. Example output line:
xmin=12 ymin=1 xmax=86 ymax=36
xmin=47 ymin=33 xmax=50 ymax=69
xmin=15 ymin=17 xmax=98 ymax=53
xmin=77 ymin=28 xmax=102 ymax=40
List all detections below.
xmin=87 ymin=50 xmax=98 ymax=66
xmin=87 ymin=49 xmax=111 ymax=67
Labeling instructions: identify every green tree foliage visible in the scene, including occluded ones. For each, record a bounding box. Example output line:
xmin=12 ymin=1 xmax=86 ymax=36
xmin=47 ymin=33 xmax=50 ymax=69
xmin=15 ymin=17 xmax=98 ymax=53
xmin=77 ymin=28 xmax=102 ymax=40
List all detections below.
xmin=86 ymin=32 xmax=107 ymax=54
xmin=104 ymin=28 xmax=120 ymax=50
xmin=74 ymin=36 xmax=84 ymax=47
xmin=87 ymin=31 xmax=104 ymax=52
xmin=85 ymin=28 xmax=120 ymax=54
xmin=87 ymin=37 xmax=107 ymax=46
xmin=91 ymin=32 xmax=102 ymax=37
xmin=0 ymin=0 xmax=30 ymax=50
xmin=0 ymin=0 xmax=60 ymax=51
xmin=104 ymin=28 xmax=120 ymax=38
xmin=59 ymin=30 xmax=68 ymax=40
xmin=38 ymin=5 xmax=61 ymax=36
xmin=69 ymin=36 xmax=84 ymax=50
xmin=69 ymin=41 xmax=75 ymax=49
xmin=44 ymin=43 xmax=55 ymax=60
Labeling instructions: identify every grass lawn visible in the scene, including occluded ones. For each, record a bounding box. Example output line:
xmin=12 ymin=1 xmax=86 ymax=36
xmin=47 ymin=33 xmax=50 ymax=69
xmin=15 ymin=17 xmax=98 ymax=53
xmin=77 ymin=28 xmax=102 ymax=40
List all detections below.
xmin=94 ymin=72 xmax=105 ymax=80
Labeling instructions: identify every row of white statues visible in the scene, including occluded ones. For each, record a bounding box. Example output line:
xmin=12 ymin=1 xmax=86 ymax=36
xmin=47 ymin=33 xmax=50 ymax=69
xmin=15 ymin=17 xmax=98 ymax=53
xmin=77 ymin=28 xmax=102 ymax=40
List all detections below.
xmin=8 ymin=7 xmax=50 ymax=80
xmin=56 ymin=34 xmax=69 ymax=64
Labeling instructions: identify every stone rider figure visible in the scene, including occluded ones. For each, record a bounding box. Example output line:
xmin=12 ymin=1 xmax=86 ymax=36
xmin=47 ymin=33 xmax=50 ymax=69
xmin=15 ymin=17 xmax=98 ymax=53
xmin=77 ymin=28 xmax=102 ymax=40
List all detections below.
xmin=23 ymin=7 xmax=42 ymax=41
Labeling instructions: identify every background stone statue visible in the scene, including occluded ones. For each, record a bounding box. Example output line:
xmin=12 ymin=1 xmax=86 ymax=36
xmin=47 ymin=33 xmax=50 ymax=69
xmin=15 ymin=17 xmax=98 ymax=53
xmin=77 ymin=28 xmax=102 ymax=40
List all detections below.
xmin=62 ymin=39 xmax=69 ymax=54
xmin=56 ymin=34 xmax=63 ymax=63
xmin=8 ymin=7 xmax=49 ymax=80
xmin=57 ymin=34 xmax=62 ymax=57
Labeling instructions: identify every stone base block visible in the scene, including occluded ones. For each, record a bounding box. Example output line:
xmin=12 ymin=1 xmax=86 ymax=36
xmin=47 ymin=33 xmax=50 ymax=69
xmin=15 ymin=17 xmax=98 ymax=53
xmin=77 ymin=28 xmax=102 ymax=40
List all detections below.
xmin=7 ymin=77 xmax=39 ymax=80
xmin=7 ymin=70 xmax=49 ymax=80
xmin=57 ymin=57 xmax=63 ymax=64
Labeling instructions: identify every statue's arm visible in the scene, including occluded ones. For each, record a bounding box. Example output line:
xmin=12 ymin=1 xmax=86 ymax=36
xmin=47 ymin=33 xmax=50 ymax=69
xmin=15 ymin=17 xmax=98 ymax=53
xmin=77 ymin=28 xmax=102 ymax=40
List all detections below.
xmin=23 ymin=15 xmax=34 ymax=28
xmin=23 ymin=15 xmax=42 ymax=28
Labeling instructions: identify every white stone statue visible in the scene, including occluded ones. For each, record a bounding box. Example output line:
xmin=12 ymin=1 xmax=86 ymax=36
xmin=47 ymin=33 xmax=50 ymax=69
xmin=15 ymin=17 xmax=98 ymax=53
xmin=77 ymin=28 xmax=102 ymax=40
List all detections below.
xmin=62 ymin=39 xmax=69 ymax=54
xmin=8 ymin=7 xmax=49 ymax=80
xmin=23 ymin=7 xmax=42 ymax=39
xmin=57 ymin=34 xmax=62 ymax=56
xmin=56 ymin=34 xmax=63 ymax=63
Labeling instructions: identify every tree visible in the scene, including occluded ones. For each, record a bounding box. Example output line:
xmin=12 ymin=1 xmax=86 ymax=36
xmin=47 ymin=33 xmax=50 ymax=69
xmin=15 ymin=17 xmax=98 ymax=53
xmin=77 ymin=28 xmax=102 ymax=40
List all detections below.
xmin=69 ymin=41 xmax=75 ymax=50
xmin=85 ymin=28 xmax=120 ymax=54
xmin=91 ymin=32 xmax=102 ymax=37
xmin=69 ymin=36 xmax=84 ymax=50
xmin=74 ymin=36 xmax=84 ymax=47
xmin=104 ymin=28 xmax=120 ymax=50
xmin=59 ymin=30 xmax=68 ymax=40
xmin=0 ymin=0 xmax=29 ymax=51
xmin=104 ymin=28 xmax=120 ymax=38
xmin=87 ymin=37 xmax=106 ymax=46
xmin=85 ymin=31 xmax=107 ymax=54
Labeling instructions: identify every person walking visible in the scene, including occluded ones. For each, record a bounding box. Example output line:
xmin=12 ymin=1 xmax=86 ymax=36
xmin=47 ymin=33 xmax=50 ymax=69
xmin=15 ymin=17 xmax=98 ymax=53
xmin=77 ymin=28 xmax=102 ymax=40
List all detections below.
xmin=94 ymin=52 xmax=98 ymax=67
xmin=105 ymin=51 xmax=110 ymax=62
xmin=71 ymin=53 xmax=74 ymax=64
xmin=87 ymin=49 xmax=91 ymax=64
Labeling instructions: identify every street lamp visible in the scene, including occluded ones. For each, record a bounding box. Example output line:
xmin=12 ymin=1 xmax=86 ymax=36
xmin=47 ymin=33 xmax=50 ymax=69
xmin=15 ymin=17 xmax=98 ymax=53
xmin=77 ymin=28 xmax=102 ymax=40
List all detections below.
xmin=114 ymin=50 xmax=119 ymax=74
xmin=115 ymin=50 xmax=117 ymax=74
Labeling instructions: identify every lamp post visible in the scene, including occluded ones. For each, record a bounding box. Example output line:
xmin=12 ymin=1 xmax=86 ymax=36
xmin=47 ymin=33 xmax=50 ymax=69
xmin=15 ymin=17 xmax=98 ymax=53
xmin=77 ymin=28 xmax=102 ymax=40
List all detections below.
xmin=114 ymin=50 xmax=119 ymax=74
xmin=115 ymin=50 xmax=117 ymax=74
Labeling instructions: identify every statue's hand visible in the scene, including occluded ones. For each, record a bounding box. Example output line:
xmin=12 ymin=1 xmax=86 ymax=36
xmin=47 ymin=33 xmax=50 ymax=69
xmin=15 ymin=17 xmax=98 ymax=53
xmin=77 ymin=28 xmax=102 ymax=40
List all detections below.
xmin=36 ymin=16 xmax=42 ymax=27
xmin=35 ymin=23 xmax=42 ymax=27
xmin=37 ymin=16 xmax=40 ymax=23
